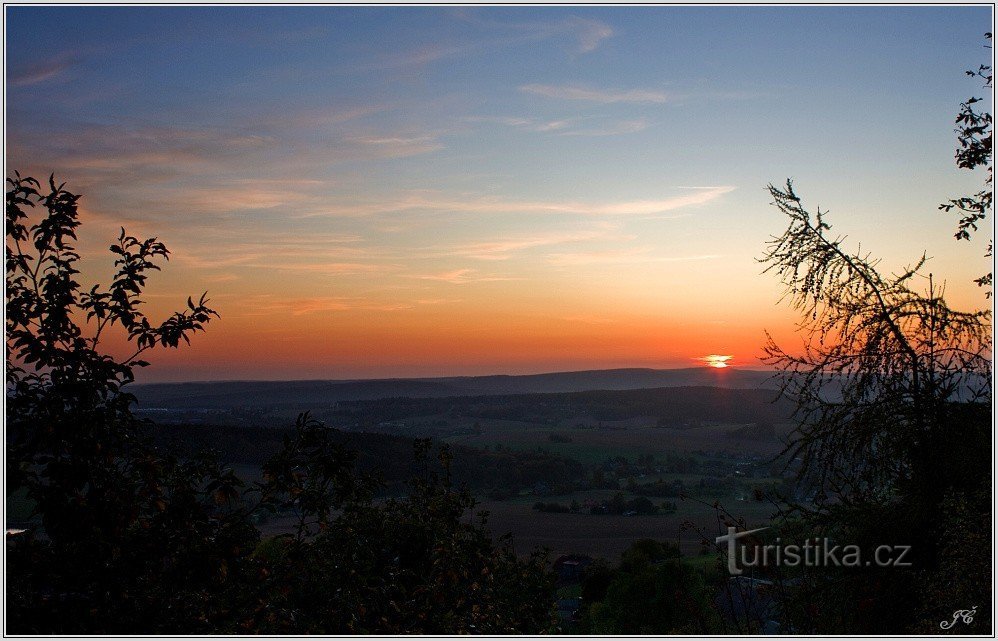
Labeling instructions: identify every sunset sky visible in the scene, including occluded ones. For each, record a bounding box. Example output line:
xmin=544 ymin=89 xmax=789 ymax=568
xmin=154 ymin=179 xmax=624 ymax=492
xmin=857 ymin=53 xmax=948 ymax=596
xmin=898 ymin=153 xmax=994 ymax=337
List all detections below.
xmin=5 ymin=6 xmax=993 ymax=382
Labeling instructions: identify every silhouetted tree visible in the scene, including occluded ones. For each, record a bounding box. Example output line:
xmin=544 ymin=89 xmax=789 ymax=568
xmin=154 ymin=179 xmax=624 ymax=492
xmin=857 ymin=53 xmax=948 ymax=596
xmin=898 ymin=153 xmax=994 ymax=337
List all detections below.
xmin=6 ymin=171 xmax=221 ymax=528
xmin=760 ymin=180 xmax=992 ymax=633
xmin=939 ymin=33 xmax=993 ymax=294
xmin=5 ymin=173 xmax=253 ymax=633
xmin=6 ymin=173 xmax=557 ymax=634
xmin=252 ymin=427 xmax=556 ymax=633
xmin=762 ymin=180 xmax=990 ymax=501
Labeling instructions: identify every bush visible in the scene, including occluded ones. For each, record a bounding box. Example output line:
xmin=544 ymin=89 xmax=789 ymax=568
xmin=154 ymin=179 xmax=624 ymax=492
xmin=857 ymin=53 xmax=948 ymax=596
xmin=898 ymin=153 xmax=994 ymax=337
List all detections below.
xmin=533 ymin=501 xmax=571 ymax=513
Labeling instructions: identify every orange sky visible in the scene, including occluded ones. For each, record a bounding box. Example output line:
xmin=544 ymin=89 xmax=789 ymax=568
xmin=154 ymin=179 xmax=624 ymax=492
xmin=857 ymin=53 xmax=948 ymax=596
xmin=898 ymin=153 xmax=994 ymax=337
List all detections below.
xmin=7 ymin=7 xmax=992 ymax=382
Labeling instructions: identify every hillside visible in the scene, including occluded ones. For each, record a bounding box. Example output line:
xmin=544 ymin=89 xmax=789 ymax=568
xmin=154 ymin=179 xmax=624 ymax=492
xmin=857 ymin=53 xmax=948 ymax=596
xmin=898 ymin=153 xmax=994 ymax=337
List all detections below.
xmin=133 ymin=367 xmax=778 ymax=410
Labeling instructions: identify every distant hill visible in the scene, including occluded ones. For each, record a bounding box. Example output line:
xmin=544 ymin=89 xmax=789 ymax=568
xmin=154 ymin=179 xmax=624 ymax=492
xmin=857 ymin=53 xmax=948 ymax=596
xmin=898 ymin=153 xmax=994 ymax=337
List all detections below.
xmin=132 ymin=367 xmax=778 ymax=411
xmin=334 ymin=385 xmax=794 ymax=429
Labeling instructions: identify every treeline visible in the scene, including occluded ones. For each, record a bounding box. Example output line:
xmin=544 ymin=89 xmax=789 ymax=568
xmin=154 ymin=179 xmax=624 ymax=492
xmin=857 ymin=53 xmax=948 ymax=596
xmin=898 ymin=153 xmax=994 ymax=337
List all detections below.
xmin=153 ymin=423 xmax=584 ymax=495
xmin=331 ymin=386 xmax=793 ymax=428
xmin=533 ymin=495 xmax=676 ymax=515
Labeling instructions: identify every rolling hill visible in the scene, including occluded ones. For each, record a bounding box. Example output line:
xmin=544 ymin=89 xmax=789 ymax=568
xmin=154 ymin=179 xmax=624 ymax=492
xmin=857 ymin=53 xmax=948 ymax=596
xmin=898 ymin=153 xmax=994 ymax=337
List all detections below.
xmin=132 ymin=367 xmax=778 ymax=410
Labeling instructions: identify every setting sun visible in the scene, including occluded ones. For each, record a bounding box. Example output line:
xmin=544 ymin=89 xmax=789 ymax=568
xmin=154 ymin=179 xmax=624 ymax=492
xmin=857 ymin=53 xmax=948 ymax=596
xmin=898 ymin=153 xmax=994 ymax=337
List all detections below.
xmin=697 ymin=354 xmax=733 ymax=369
xmin=5 ymin=6 xmax=988 ymax=382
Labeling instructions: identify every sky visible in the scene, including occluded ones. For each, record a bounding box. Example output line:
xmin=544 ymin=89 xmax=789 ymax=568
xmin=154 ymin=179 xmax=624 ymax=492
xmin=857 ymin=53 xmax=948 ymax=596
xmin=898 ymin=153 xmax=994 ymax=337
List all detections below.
xmin=5 ymin=5 xmax=994 ymax=382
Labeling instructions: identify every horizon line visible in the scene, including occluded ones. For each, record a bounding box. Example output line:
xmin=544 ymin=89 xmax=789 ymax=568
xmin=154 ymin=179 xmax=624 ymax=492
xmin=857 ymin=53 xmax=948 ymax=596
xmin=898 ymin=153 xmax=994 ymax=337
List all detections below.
xmin=132 ymin=364 xmax=778 ymax=386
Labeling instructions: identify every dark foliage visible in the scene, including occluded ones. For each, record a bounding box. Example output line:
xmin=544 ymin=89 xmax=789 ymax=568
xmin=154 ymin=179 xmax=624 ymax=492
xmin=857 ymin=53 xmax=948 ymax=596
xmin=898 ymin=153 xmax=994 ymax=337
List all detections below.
xmin=939 ymin=33 xmax=993 ymax=293
xmin=5 ymin=174 xmax=556 ymax=634
xmin=6 ymin=172 xmax=239 ymax=633
xmin=243 ymin=422 xmax=557 ymax=634
xmin=577 ymin=539 xmax=718 ymax=634
xmin=152 ymin=421 xmax=585 ymax=496
xmin=759 ymin=181 xmax=992 ymax=633
xmin=533 ymin=501 xmax=572 ymax=513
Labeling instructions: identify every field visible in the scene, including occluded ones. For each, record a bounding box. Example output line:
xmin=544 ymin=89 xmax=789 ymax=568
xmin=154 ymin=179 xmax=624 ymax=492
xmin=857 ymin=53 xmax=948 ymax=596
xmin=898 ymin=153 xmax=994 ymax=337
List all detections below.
xmin=476 ymin=494 xmax=778 ymax=560
xmin=445 ymin=422 xmax=791 ymax=463
xmin=139 ymin=384 xmax=801 ymax=565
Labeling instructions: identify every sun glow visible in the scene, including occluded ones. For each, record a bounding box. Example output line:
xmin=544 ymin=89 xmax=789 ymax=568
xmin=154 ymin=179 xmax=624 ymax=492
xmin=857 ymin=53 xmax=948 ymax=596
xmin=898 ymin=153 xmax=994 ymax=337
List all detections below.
xmin=697 ymin=354 xmax=733 ymax=369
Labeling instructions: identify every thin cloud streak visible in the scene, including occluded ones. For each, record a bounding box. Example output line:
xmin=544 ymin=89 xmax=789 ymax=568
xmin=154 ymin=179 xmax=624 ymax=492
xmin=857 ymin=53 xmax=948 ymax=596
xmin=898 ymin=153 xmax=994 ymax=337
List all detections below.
xmin=464 ymin=115 xmax=647 ymax=137
xmin=520 ymin=83 xmax=669 ymax=104
xmin=238 ymin=295 xmax=416 ymax=316
xmin=409 ymin=269 xmax=521 ymax=285
xmin=546 ymin=249 xmax=721 ymax=267
xmin=347 ymin=133 xmax=445 ymax=157
xmin=302 ymin=186 xmax=735 ymax=219
xmin=170 ymin=235 xmax=381 ymax=271
xmin=571 ymin=18 xmax=615 ymax=53
xmin=9 ymin=52 xmax=81 ymax=86
xmin=338 ymin=14 xmax=613 ymax=75
xmin=559 ymin=119 xmax=649 ymax=137
xmin=452 ymin=11 xmax=615 ymax=54
xmin=456 ymin=229 xmax=632 ymax=261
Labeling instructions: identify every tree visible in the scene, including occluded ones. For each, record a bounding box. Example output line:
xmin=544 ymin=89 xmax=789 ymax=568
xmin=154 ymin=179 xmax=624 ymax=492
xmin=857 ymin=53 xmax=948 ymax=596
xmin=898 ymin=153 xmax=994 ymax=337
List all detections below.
xmin=579 ymin=539 xmax=718 ymax=634
xmin=939 ymin=33 xmax=993 ymax=294
xmin=6 ymin=172 xmax=221 ymax=542
xmin=761 ymin=180 xmax=990 ymax=502
xmin=757 ymin=39 xmax=995 ymax=629
xmin=6 ymin=173 xmax=557 ymax=634
xmin=5 ymin=173 xmax=258 ymax=633
xmin=253 ymin=429 xmax=556 ymax=634
xmin=759 ymin=180 xmax=992 ymax=633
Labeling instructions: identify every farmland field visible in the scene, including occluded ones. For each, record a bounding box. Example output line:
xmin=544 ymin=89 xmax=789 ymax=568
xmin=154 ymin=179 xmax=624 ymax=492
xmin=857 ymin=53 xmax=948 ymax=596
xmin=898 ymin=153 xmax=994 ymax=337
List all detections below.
xmin=142 ymin=383 xmax=801 ymax=564
xmin=476 ymin=494 xmax=778 ymax=559
xmin=445 ymin=422 xmax=791 ymax=463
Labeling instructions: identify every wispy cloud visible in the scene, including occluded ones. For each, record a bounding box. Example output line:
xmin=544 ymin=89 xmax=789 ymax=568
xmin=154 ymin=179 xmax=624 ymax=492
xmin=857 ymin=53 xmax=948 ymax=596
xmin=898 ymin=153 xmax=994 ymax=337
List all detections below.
xmin=520 ymin=83 xmax=669 ymax=104
xmin=346 ymin=43 xmax=468 ymax=75
xmin=453 ymin=11 xmax=615 ymax=54
xmin=6 ymin=115 xmax=452 ymax=224
xmin=275 ymin=104 xmax=385 ymax=129
xmin=303 ymin=186 xmax=734 ymax=219
xmin=202 ymin=273 xmax=240 ymax=283
xmin=338 ymin=12 xmax=614 ymax=78
xmin=239 ymin=295 xmax=416 ymax=316
xmin=398 ymin=44 xmax=466 ymax=67
xmin=170 ymin=233 xmax=375 ymax=271
xmin=560 ymin=119 xmax=649 ymax=137
xmin=456 ymin=228 xmax=630 ymax=261
xmin=344 ymin=13 xmax=613 ymax=77
xmin=464 ymin=115 xmax=572 ymax=133
xmin=573 ymin=187 xmax=735 ymax=215
xmin=569 ymin=18 xmax=615 ymax=53
xmin=267 ymin=262 xmax=397 ymax=275
xmin=180 ymin=185 xmax=314 ymax=213
xmin=348 ymin=133 xmax=445 ymax=157
xmin=409 ymin=269 xmax=520 ymax=284
xmin=9 ymin=52 xmax=81 ymax=86
xmin=464 ymin=115 xmax=646 ymax=137
xmin=546 ymin=248 xmax=721 ymax=267
xmin=8 ymin=123 xmax=278 ymax=179
xmin=464 ymin=116 xmax=536 ymax=128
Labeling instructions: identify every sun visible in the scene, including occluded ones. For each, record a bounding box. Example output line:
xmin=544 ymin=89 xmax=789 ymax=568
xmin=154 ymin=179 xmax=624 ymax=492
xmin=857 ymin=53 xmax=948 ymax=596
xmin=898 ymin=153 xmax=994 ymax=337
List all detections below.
xmin=697 ymin=354 xmax=733 ymax=369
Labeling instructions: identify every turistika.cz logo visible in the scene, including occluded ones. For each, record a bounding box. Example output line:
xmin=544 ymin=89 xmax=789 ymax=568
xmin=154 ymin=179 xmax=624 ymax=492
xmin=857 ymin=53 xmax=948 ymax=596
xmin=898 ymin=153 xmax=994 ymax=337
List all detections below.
xmin=715 ymin=527 xmax=913 ymax=576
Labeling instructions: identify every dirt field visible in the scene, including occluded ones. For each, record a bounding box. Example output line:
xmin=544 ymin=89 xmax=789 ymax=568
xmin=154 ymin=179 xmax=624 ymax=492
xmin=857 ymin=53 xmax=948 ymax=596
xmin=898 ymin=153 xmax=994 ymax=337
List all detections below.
xmin=474 ymin=494 xmax=777 ymax=561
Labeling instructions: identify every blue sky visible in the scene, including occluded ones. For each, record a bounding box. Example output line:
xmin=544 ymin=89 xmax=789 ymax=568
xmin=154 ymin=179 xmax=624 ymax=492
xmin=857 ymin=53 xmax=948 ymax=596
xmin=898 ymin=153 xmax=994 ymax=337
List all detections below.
xmin=5 ymin=5 xmax=993 ymax=381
